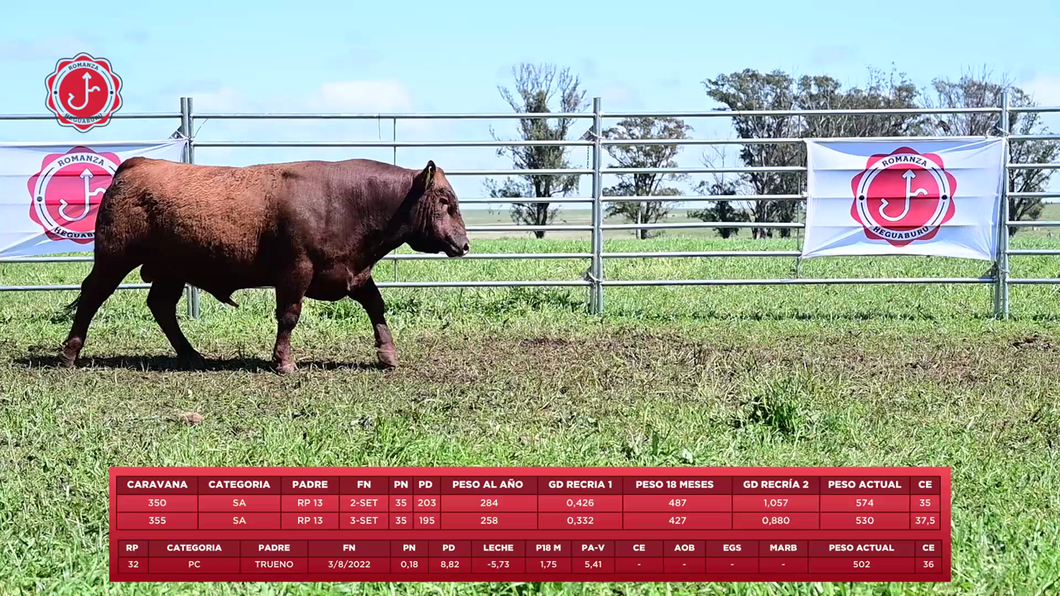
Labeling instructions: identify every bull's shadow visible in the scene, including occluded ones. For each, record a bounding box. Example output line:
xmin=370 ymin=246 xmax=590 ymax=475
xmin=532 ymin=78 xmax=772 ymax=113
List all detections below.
xmin=15 ymin=353 xmax=387 ymax=373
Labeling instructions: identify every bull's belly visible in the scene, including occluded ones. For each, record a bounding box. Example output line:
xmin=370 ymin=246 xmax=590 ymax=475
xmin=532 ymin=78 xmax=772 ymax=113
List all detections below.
xmin=140 ymin=254 xmax=370 ymax=303
xmin=140 ymin=254 xmax=269 ymax=295
xmin=305 ymin=266 xmax=371 ymax=301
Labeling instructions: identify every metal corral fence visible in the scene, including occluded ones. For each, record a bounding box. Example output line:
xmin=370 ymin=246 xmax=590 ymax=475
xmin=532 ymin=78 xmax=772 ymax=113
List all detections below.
xmin=2 ymin=96 xmax=1059 ymax=319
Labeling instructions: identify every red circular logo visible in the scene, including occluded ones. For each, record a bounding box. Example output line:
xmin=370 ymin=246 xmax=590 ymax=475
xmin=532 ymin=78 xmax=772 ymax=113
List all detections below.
xmin=27 ymin=147 xmax=121 ymax=244
xmin=45 ymin=53 xmax=123 ymax=132
xmin=849 ymin=147 xmax=957 ymax=247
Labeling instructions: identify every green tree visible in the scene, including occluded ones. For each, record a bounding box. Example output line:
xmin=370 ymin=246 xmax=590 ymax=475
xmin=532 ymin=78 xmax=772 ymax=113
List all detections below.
xmin=690 ymin=178 xmax=751 ymax=239
xmin=602 ymin=117 xmax=692 ymax=239
xmin=796 ymin=68 xmax=927 ymax=137
xmin=702 ymin=69 xmax=802 ymax=239
xmin=486 ymin=63 xmax=587 ymax=238
xmin=702 ymin=67 xmax=925 ymax=238
xmin=927 ymin=70 xmax=1056 ymax=234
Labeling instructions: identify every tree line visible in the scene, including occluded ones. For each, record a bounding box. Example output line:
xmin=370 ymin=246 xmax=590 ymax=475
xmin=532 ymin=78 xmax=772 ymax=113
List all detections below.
xmin=485 ymin=63 xmax=1058 ymax=238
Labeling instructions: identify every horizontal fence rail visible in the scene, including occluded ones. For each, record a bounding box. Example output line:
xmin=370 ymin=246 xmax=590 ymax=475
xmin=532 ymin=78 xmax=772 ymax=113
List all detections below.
xmin=2 ymin=95 xmax=1060 ymax=320
xmin=0 ymin=113 xmax=182 ymax=120
xmin=197 ymin=140 xmax=594 ymax=148
xmin=602 ymin=107 xmax=1004 ymax=118
xmin=602 ymin=222 xmax=804 ymax=230
xmin=1008 ymin=221 xmax=1060 ymax=227
xmin=190 ymin=112 xmax=595 ymax=120
xmin=374 ymin=280 xmax=591 ymax=288
xmin=466 ymin=224 xmax=594 ymax=232
xmin=0 ymin=284 xmax=153 ymax=292
xmin=1007 ymin=249 xmax=1060 ymax=256
xmin=604 ymin=194 xmax=806 ymax=203
xmin=604 ymin=251 xmax=802 ymax=258
xmin=605 ymin=166 xmax=806 ymax=175
xmin=601 ymin=277 xmax=995 ymax=286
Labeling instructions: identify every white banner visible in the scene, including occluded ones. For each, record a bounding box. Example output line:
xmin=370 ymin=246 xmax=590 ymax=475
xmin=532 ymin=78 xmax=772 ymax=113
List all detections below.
xmin=0 ymin=140 xmax=186 ymax=257
xmin=802 ymin=138 xmax=1005 ymax=261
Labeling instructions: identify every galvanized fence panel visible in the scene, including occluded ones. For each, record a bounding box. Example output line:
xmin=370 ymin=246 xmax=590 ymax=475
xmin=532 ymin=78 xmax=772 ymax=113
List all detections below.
xmin=2 ymin=96 xmax=1059 ymax=320
xmin=0 ymin=101 xmax=200 ymax=315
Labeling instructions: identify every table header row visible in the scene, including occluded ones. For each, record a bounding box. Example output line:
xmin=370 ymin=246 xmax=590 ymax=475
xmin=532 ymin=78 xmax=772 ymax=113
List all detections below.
xmin=116 ymin=476 xmax=942 ymax=495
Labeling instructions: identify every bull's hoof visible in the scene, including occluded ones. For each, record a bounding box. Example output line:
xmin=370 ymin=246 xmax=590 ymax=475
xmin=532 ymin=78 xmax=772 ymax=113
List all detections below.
xmin=377 ymin=348 xmax=398 ymax=369
xmin=178 ymin=351 xmax=207 ymax=371
xmin=275 ymin=362 xmax=298 ymax=375
xmin=58 ymin=351 xmax=77 ymax=368
xmin=59 ymin=339 xmax=81 ymax=368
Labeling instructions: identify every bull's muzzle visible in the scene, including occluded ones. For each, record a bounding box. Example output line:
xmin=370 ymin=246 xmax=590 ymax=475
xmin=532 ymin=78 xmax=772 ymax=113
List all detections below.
xmin=448 ymin=241 xmax=470 ymax=258
xmin=445 ymin=235 xmax=470 ymax=258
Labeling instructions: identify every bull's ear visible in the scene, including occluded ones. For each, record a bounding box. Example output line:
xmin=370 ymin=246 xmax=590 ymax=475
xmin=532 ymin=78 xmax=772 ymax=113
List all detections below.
xmin=421 ymin=160 xmax=437 ymax=190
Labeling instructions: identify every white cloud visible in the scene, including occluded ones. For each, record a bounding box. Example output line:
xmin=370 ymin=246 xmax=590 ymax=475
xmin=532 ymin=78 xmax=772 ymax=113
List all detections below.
xmin=0 ymin=36 xmax=98 ymax=61
xmin=188 ymin=87 xmax=246 ymax=112
xmin=600 ymin=83 xmax=643 ymax=109
xmin=124 ymin=31 xmax=151 ymax=45
xmin=170 ymin=80 xmax=442 ymax=166
xmin=329 ymin=48 xmax=379 ymax=68
xmin=808 ymin=44 xmax=857 ymax=67
xmin=312 ymin=80 xmax=413 ymax=113
xmin=1022 ymin=73 xmax=1060 ymax=107
xmin=170 ymin=80 xmax=415 ymax=114
xmin=580 ymin=58 xmax=600 ymax=80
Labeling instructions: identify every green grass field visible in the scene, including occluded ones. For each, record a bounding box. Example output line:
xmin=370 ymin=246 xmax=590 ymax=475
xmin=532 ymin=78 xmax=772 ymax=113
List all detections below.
xmin=2 ymin=221 xmax=1060 ymax=594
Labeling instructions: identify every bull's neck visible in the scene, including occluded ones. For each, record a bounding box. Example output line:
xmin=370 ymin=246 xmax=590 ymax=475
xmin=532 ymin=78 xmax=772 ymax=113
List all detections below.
xmin=366 ymin=232 xmax=406 ymax=264
xmin=363 ymin=171 xmax=421 ymax=264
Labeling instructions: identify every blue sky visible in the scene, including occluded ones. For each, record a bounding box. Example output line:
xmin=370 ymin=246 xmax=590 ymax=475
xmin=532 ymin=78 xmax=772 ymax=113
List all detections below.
xmin=2 ymin=0 xmax=1059 ymax=207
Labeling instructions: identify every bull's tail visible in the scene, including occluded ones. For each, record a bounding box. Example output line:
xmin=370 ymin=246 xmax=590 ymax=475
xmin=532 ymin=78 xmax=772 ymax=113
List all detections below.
xmin=52 ymin=292 xmax=80 ymax=320
xmin=60 ymin=294 xmax=81 ymax=318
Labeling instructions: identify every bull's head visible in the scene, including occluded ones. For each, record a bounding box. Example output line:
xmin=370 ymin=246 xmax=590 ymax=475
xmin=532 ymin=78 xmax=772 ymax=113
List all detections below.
xmin=406 ymin=160 xmax=470 ymax=257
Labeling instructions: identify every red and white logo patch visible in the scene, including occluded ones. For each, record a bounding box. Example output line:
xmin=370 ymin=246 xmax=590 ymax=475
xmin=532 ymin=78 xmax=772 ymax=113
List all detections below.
xmin=45 ymin=53 xmax=123 ymax=132
xmin=850 ymin=147 xmax=958 ymax=247
xmin=27 ymin=147 xmax=120 ymax=244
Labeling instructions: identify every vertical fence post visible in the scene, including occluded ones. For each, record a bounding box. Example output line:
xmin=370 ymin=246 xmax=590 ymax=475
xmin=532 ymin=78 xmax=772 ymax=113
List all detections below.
xmin=179 ymin=96 xmax=190 ymax=160
xmin=179 ymin=97 xmax=194 ymax=318
xmin=393 ymin=117 xmax=399 ymax=282
xmin=994 ymin=91 xmax=1011 ymax=319
xmin=589 ymin=97 xmax=604 ymax=314
xmin=185 ymin=97 xmax=201 ymax=319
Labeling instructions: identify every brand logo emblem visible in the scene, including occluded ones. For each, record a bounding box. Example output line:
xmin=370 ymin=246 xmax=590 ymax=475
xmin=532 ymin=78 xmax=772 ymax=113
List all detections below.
xmin=45 ymin=53 xmax=123 ymax=132
xmin=27 ymin=147 xmax=120 ymax=244
xmin=850 ymin=147 xmax=957 ymax=246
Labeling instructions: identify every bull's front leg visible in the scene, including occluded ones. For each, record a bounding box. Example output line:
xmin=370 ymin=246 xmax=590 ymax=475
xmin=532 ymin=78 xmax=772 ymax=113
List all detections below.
xmin=351 ymin=277 xmax=397 ymax=369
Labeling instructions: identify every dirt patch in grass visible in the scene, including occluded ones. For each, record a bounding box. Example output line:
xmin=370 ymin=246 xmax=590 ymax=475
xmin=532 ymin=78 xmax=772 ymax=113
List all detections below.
xmin=393 ymin=327 xmax=1060 ymax=397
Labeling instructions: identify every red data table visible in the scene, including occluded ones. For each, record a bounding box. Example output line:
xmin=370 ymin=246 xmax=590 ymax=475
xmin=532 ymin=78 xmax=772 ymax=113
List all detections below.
xmin=109 ymin=467 xmax=951 ymax=583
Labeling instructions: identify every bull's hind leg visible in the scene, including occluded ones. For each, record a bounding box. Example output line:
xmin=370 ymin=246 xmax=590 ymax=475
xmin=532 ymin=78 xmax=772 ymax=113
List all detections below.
xmin=147 ymin=278 xmax=206 ymax=369
xmin=272 ymin=263 xmax=312 ymax=375
xmin=351 ymin=277 xmax=397 ymax=369
xmin=60 ymin=258 xmax=137 ymax=367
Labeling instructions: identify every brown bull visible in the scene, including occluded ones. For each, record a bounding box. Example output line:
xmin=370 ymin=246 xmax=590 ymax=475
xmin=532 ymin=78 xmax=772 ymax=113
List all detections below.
xmin=59 ymin=157 xmax=469 ymax=373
